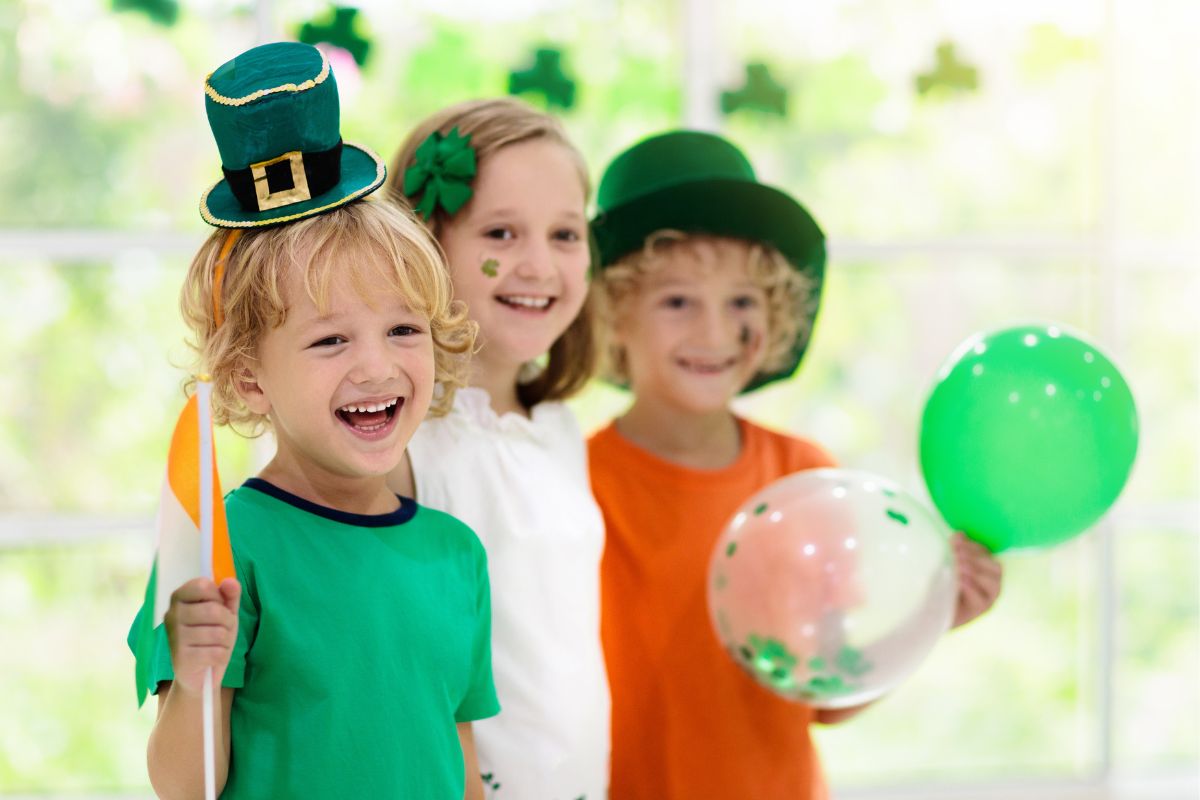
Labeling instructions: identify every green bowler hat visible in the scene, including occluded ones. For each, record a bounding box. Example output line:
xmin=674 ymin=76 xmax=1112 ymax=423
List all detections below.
xmin=591 ymin=130 xmax=826 ymax=391
xmin=199 ymin=41 xmax=385 ymax=228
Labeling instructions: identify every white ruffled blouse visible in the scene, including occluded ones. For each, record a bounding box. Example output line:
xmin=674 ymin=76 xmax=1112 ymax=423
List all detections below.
xmin=407 ymin=387 xmax=610 ymax=800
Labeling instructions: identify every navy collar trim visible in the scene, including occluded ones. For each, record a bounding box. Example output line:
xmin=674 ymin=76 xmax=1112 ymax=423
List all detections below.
xmin=242 ymin=478 xmax=417 ymax=528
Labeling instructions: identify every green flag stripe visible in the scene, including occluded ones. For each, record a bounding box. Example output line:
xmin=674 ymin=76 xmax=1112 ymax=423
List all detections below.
xmin=133 ymin=558 xmax=158 ymax=707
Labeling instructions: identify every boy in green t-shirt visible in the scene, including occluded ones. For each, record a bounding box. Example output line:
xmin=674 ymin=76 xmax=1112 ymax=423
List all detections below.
xmin=128 ymin=43 xmax=496 ymax=798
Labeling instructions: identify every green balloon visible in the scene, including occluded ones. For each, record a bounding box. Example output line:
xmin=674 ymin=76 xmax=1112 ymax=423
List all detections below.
xmin=919 ymin=324 xmax=1138 ymax=552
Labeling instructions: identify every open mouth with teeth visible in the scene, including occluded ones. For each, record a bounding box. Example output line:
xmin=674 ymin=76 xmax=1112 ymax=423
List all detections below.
xmin=335 ymin=397 xmax=402 ymax=437
xmin=676 ymin=356 xmax=739 ymax=375
xmin=496 ymin=294 xmax=555 ymax=312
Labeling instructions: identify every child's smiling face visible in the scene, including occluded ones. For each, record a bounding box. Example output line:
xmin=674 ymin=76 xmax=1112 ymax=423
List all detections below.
xmin=436 ymin=137 xmax=590 ymax=377
xmin=237 ymin=254 xmax=435 ymax=483
xmin=616 ymin=237 xmax=770 ymax=414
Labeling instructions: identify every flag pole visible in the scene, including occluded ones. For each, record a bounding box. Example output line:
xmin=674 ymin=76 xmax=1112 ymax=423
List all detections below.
xmin=201 ymin=229 xmax=235 ymax=799
xmin=197 ymin=378 xmax=217 ymax=800
xmin=202 ymin=669 xmax=215 ymax=800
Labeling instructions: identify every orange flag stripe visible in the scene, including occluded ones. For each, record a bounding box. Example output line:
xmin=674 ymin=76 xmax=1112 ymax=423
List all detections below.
xmin=167 ymin=395 xmax=201 ymax=527
xmin=166 ymin=393 xmax=201 ymax=525
xmin=165 ymin=390 xmax=236 ymax=585
xmin=211 ymin=480 xmax=235 ymax=584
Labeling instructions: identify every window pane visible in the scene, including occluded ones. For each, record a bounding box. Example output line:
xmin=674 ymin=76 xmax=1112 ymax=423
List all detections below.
xmin=1116 ymin=266 xmax=1199 ymax=503
xmin=275 ymin=0 xmax=684 ymax=187
xmin=0 ymin=257 xmax=259 ymax=514
xmin=815 ymin=536 xmax=1101 ymax=783
xmin=1114 ymin=526 xmax=1200 ymax=771
xmin=0 ymin=533 xmax=154 ymax=793
xmin=1112 ymin=0 xmax=1200 ymax=238
xmin=719 ymin=0 xmax=1103 ymax=238
xmin=1 ymin=1 xmax=259 ymax=229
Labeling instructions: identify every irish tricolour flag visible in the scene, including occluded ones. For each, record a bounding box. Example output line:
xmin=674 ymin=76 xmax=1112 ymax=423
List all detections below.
xmin=133 ymin=379 xmax=236 ymax=706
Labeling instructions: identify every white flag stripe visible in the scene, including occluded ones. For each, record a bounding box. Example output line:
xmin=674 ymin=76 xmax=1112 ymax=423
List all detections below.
xmin=152 ymin=480 xmax=202 ymax=626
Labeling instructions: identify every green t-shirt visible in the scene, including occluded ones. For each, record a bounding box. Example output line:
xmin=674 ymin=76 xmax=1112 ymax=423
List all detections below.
xmin=128 ymin=479 xmax=499 ymax=799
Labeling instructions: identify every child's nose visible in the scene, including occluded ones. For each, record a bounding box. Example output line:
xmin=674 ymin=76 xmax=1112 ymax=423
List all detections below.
xmin=512 ymin=239 xmax=556 ymax=281
xmin=350 ymin=341 xmax=398 ymax=384
xmin=696 ymin=305 xmax=741 ymax=347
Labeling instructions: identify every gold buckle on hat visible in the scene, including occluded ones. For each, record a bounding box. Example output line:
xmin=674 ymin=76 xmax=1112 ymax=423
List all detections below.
xmin=251 ymin=151 xmax=311 ymax=211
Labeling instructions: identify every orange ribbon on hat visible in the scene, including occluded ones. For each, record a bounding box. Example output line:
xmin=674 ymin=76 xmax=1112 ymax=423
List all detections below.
xmin=212 ymin=229 xmax=243 ymax=328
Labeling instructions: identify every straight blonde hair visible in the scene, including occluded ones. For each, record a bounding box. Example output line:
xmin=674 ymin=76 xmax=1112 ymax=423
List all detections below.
xmin=386 ymin=97 xmax=597 ymax=407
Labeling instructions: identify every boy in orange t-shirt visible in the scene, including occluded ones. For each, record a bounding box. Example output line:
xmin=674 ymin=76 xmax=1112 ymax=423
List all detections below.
xmin=587 ymin=130 xmax=1003 ymax=799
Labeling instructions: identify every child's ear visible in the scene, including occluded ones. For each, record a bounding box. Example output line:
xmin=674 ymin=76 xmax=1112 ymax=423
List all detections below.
xmin=607 ymin=309 xmax=629 ymax=347
xmin=233 ymin=360 xmax=271 ymax=416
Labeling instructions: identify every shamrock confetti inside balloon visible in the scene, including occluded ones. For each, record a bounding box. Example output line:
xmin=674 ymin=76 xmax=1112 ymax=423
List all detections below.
xmin=920 ymin=324 xmax=1138 ymax=552
xmin=709 ymin=468 xmax=957 ymax=709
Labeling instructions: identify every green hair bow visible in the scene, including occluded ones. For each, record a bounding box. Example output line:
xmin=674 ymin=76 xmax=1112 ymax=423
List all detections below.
xmin=403 ymin=127 xmax=477 ymax=219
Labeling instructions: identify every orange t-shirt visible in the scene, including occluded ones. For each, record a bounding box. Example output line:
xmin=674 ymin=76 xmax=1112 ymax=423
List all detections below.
xmin=589 ymin=418 xmax=837 ymax=800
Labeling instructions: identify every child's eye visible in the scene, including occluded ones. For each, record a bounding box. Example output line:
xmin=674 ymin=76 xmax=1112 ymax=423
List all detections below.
xmin=389 ymin=324 xmax=421 ymax=337
xmin=661 ymin=295 xmax=689 ymax=310
xmin=309 ymin=335 xmax=347 ymax=348
xmin=553 ymin=228 xmax=582 ymax=243
xmin=732 ymin=295 xmax=761 ymax=310
xmin=484 ymin=227 xmax=514 ymax=241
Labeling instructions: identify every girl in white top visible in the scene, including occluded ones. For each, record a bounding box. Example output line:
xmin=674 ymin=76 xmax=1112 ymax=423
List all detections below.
xmin=385 ymin=98 xmax=609 ymax=800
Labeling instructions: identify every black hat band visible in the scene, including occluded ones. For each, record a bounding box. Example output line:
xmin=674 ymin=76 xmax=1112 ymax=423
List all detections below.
xmin=222 ymin=139 xmax=344 ymax=213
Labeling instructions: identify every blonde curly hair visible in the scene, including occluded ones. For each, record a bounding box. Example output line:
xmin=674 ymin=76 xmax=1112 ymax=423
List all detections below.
xmin=180 ymin=198 xmax=476 ymax=435
xmin=591 ymin=231 xmax=816 ymax=388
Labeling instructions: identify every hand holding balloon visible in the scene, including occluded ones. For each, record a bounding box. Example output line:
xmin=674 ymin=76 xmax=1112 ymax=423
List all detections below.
xmin=949 ymin=532 xmax=1003 ymax=628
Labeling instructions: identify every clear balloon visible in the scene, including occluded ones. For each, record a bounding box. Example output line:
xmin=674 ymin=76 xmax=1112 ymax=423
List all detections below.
xmin=920 ymin=323 xmax=1138 ymax=552
xmin=708 ymin=468 xmax=957 ymax=709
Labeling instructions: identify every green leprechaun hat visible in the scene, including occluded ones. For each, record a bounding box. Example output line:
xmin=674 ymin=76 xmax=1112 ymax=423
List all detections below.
xmin=591 ymin=130 xmax=826 ymax=391
xmin=199 ymin=41 xmax=385 ymax=228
